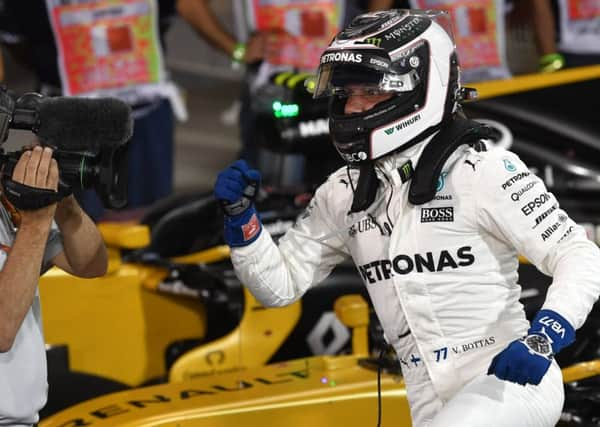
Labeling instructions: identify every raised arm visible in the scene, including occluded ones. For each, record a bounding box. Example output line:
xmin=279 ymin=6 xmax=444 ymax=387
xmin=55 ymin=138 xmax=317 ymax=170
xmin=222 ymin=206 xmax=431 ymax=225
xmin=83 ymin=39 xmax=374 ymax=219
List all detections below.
xmin=214 ymin=160 xmax=349 ymax=307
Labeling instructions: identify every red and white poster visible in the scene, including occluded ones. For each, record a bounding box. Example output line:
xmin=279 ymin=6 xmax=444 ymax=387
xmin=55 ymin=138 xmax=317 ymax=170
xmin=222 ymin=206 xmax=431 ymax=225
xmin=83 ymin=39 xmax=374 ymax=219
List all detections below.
xmin=558 ymin=0 xmax=600 ymax=54
xmin=411 ymin=0 xmax=511 ymax=82
xmin=246 ymin=0 xmax=343 ymax=71
xmin=46 ymin=0 xmax=165 ymax=97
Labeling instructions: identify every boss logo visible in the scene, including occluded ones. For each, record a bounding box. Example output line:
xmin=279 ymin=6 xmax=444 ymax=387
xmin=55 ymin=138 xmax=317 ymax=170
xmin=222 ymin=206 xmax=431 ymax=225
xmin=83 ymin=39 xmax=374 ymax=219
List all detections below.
xmin=421 ymin=207 xmax=454 ymax=223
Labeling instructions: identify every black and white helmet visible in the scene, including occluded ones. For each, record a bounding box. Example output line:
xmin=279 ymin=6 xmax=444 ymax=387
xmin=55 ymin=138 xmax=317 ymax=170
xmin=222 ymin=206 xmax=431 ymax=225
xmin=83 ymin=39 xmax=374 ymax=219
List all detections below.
xmin=313 ymin=9 xmax=461 ymax=164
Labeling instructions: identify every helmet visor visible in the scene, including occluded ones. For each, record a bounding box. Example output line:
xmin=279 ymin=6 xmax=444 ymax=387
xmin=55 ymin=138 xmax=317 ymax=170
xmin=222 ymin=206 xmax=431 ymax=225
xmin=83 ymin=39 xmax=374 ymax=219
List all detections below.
xmin=312 ymin=41 xmax=428 ymax=98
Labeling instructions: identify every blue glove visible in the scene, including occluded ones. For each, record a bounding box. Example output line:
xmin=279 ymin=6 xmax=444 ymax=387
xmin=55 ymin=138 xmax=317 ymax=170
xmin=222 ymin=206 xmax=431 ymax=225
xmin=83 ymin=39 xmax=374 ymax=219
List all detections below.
xmin=488 ymin=309 xmax=575 ymax=386
xmin=214 ymin=160 xmax=262 ymax=247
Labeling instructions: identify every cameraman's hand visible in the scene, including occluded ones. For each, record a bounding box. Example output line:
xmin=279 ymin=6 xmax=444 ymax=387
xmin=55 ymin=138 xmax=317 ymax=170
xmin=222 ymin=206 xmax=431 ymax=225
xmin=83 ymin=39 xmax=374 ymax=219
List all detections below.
xmin=12 ymin=146 xmax=58 ymax=227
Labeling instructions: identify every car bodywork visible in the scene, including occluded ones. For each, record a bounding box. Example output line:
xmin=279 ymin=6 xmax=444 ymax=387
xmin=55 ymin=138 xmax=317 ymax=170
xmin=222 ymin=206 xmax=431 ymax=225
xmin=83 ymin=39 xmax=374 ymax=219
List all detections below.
xmin=39 ymin=292 xmax=600 ymax=427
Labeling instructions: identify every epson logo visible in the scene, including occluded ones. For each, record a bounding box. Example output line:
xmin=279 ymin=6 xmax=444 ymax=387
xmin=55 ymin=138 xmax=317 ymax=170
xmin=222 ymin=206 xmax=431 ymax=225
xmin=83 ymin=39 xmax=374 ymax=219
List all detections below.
xmin=369 ymin=57 xmax=388 ymax=68
xmin=421 ymin=207 xmax=454 ymax=223
xmin=358 ymin=246 xmax=475 ymax=284
xmin=321 ymin=52 xmax=363 ymax=64
xmin=521 ymin=193 xmax=551 ymax=216
xmin=298 ymin=119 xmax=329 ymax=138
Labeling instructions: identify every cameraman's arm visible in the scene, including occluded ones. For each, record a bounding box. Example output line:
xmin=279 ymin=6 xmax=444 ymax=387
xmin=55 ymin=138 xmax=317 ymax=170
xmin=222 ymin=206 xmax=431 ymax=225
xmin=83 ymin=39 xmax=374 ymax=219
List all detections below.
xmin=51 ymin=196 xmax=107 ymax=278
xmin=0 ymin=147 xmax=56 ymax=351
xmin=0 ymin=221 xmax=52 ymax=351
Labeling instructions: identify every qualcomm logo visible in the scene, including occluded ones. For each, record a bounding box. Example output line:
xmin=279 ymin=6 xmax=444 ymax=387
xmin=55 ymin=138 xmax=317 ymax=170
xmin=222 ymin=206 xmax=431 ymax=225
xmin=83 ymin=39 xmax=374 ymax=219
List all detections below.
xmin=299 ymin=119 xmax=329 ymax=138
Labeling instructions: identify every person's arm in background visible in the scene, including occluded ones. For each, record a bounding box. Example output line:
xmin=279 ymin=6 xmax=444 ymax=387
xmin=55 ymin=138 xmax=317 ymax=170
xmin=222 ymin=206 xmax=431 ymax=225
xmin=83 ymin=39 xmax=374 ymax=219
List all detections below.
xmin=0 ymin=49 xmax=4 ymax=82
xmin=175 ymin=0 xmax=264 ymax=64
xmin=529 ymin=0 xmax=565 ymax=72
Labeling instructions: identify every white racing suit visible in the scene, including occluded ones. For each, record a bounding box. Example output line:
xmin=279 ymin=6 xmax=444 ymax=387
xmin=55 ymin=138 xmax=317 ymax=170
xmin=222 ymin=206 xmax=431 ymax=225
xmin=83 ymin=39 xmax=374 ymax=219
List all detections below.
xmin=231 ymin=140 xmax=600 ymax=426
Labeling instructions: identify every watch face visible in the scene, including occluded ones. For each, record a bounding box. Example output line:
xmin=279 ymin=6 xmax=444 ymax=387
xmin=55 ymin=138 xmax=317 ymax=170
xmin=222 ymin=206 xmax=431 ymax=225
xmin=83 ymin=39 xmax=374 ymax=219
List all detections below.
xmin=525 ymin=335 xmax=552 ymax=356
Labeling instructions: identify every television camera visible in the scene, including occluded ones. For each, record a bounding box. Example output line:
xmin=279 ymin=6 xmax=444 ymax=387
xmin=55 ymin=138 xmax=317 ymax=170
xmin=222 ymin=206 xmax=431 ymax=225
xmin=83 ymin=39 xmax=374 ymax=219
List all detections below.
xmin=0 ymin=86 xmax=132 ymax=210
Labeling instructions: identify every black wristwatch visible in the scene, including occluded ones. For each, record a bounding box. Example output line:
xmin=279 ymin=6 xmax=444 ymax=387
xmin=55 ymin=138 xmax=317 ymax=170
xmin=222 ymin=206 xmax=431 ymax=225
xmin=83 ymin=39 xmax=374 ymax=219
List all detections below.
xmin=523 ymin=334 xmax=553 ymax=359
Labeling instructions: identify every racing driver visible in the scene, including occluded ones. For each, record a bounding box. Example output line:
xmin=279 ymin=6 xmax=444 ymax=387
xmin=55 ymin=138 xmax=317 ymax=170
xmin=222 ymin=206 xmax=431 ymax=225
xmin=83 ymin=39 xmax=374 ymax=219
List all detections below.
xmin=214 ymin=9 xmax=600 ymax=426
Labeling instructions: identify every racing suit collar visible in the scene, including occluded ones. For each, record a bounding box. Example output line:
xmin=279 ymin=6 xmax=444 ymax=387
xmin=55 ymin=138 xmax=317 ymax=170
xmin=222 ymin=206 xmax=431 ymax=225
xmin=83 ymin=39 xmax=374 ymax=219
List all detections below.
xmin=375 ymin=132 xmax=437 ymax=186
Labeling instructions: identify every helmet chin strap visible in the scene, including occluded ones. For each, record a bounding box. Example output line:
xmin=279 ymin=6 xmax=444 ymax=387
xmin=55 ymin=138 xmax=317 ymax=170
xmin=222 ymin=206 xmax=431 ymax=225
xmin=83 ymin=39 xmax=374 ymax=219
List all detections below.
xmin=349 ymin=161 xmax=379 ymax=213
xmin=347 ymin=123 xmax=441 ymax=214
xmin=347 ymin=116 xmax=491 ymax=214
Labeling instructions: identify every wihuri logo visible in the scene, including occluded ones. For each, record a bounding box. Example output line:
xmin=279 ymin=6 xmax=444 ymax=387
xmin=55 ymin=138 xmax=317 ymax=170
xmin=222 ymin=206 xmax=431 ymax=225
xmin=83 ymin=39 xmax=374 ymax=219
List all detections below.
xmin=384 ymin=114 xmax=421 ymax=135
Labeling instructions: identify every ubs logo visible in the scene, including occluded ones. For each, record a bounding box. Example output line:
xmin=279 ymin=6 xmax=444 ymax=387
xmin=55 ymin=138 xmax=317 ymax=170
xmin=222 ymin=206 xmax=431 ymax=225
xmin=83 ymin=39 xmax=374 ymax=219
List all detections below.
xmin=349 ymin=217 xmax=379 ymax=237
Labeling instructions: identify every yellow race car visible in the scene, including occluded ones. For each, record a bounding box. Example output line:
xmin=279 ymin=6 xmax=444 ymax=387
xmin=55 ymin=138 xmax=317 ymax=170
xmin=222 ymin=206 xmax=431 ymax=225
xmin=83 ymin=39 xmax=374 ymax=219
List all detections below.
xmin=40 ymin=292 xmax=600 ymax=426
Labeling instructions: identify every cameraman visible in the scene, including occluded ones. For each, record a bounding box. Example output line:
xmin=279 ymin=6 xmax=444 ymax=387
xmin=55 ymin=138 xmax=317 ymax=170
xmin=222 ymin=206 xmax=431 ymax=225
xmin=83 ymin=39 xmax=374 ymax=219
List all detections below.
xmin=0 ymin=146 xmax=107 ymax=426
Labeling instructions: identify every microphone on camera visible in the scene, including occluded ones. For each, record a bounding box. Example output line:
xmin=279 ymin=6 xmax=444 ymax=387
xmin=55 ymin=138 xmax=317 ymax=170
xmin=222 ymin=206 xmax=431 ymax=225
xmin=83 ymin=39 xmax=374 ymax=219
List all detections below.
xmin=11 ymin=96 xmax=134 ymax=152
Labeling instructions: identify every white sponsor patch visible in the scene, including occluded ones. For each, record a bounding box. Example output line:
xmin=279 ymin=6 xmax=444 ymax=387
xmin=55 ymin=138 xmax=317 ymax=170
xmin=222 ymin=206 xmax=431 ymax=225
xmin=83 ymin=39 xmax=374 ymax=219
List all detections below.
xmin=321 ymin=52 xmax=363 ymax=64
